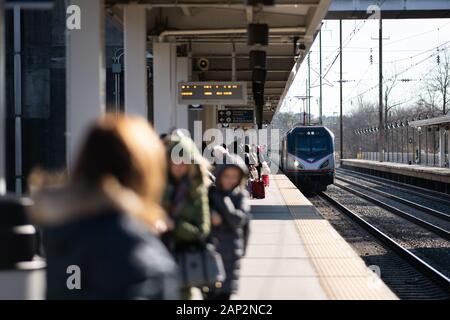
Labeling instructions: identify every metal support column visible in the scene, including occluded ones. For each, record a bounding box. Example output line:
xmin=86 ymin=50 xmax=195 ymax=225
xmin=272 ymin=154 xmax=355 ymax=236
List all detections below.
xmin=401 ymin=125 xmax=404 ymax=163
xmin=433 ymin=127 xmax=436 ymax=166
xmin=124 ymin=5 xmax=148 ymax=118
xmin=319 ymin=26 xmax=323 ymax=125
xmin=439 ymin=125 xmax=445 ymax=167
xmin=13 ymin=6 xmax=22 ymax=194
xmin=153 ymin=42 xmax=176 ymax=134
xmin=406 ymin=125 xmax=410 ymax=164
xmin=418 ymin=127 xmax=422 ymax=164
xmin=66 ymin=0 xmax=106 ymax=170
xmin=378 ymin=13 xmax=384 ymax=162
xmin=426 ymin=127 xmax=428 ymax=165
xmin=176 ymin=57 xmax=189 ymax=130
xmin=447 ymin=127 xmax=450 ymax=167
xmin=0 ymin=0 xmax=5 ymax=194
xmin=307 ymin=52 xmax=311 ymax=125
xmin=231 ymin=43 xmax=236 ymax=81
xmin=413 ymin=127 xmax=416 ymax=163
xmin=339 ymin=19 xmax=343 ymax=161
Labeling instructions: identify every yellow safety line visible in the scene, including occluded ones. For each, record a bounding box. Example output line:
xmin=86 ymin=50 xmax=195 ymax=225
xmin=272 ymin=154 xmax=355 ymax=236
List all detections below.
xmin=274 ymin=175 xmax=398 ymax=300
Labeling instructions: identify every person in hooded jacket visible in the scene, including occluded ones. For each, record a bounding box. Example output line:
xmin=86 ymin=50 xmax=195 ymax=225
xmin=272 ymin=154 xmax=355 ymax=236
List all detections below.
xmin=162 ymin=132 xmax=211 ymax=299
xmin=205 ymin=154 xmax=250 ymax=300
xmin=27 ymin=114 xmax=179 ymax=300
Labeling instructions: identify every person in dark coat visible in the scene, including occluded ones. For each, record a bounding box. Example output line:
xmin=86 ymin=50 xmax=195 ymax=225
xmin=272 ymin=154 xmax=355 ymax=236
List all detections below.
xmin=27 ymin=114 xmax=179 ymax=300
xmin=205 ymin=154 xmax=250 ymax=300
xmin=162 ymin=133 xmax=211 ymax=299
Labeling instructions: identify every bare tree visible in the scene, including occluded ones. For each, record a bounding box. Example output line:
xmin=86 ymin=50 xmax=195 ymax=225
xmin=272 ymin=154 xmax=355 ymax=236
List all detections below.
xmin=417 ymin=81 xmax=439 ymax=115
xmin=429 ymin=49 xmax=450 ymax=114
xmin=384 ymin=71 xmax=400 ymax=123
xmin=271 ymin=111 xmax=300 ymax=136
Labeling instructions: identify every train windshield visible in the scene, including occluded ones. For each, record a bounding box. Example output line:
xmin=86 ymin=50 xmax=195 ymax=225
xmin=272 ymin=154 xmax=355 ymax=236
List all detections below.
xmin=288 ymin=129 xmax=332 ymax=156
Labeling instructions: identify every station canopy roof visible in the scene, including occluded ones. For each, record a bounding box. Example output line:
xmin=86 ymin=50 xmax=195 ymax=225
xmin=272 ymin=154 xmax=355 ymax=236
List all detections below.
xmin=105 ymin=0 xmax=332 ymax=123
xmin=409 ymin=115 xmax=450 ymax=128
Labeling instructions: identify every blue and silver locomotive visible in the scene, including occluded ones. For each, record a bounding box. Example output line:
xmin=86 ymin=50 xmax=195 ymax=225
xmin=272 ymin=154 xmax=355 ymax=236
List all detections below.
xmin=280 ymin=126 xmax=335 ymax=192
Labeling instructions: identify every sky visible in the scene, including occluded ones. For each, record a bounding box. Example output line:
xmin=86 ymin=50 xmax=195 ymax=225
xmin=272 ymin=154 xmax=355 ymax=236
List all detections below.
xmin=281 ymin=18 xmax=450 ymax=118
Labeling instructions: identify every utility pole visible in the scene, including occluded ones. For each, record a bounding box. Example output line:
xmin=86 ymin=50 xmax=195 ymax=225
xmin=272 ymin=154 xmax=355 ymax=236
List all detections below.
xmin=307 ymin=52 xmax=311 ymax=125
xmin=305 ymin=82 xmax=308 ymax=125
xmin=378 ymin=13 xmax=384 ymax=162
xmin=339 ymin=19 xmax=343 ymax=161
xmin=294 ymin=95 xmax=311 ymax=126
xmin=319 ymin=26 xmax=323 ymax=125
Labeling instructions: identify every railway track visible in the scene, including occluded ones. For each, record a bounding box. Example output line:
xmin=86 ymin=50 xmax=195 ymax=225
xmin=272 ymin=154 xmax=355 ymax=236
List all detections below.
xmin=337 ymin=167 xmax=450 ymax=207
xmin=334 ymin=174 xmax=450 ymax=223
xmin=333 ymin=179 xmax=450 ymax=240
xmin=314 ymin=190 xmax=450 ymax=298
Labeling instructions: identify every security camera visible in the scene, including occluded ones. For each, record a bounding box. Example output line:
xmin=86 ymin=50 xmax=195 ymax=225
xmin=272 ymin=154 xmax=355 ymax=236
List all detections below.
xmin=297 ymin=43 xmax=306 ymax=52
xmin=197 ymin=58 xmax=209 ymax=71
xmin=294 ymin=42 xmax=307 ymax=61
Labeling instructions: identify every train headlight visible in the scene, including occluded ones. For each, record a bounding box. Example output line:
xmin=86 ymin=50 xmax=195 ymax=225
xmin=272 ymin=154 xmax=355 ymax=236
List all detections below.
xmin=293 ymin=160 xmax=303 ymax=169
xmin=319 ymin=160 xmax=329 ymax=169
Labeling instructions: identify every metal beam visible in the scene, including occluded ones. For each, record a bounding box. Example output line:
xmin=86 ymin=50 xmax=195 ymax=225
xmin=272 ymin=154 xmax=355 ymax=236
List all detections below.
xmin=158 ymin=26 xmax=306 ymax=40
xmin=107 ymin=0 xmax=320 ymax=7
xmin=305 ymin=0 xmax=332 ymax=41
xmin=327 ymin=0 xmax=450 ymax=19
xmin=198 ymin=69 xmax=291 ymax=72
xmin=193 ymin=55 xmax=293 ymax=59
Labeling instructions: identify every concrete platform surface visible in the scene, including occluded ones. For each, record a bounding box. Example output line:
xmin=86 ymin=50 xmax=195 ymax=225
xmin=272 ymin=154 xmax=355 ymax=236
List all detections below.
xmin=232 ymin=174 xmax=398 ymax=300
xmin=341 ymin=159 xmax=450 ymax=184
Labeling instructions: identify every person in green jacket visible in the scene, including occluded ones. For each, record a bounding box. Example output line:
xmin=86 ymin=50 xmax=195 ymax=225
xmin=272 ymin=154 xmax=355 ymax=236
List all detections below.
xmin=162 ymin=132 xmax=211 ymax=299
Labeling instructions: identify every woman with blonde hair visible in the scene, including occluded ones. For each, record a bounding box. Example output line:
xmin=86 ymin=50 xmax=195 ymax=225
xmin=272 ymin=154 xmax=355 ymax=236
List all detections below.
xmin=28 ymin=114 xmax=179 ymax=300
xmin=161 ymin=132 xmax=212 ymax=299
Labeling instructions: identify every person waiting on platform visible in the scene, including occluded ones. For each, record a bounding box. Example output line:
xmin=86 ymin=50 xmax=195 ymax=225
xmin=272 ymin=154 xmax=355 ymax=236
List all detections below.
xmin=205 ymin=154 xmax=250 ymax=300
xmin=27 ymin=114 xmax=179 ymax=300
xmin=161 ymin=132 xmax=212 ymax=299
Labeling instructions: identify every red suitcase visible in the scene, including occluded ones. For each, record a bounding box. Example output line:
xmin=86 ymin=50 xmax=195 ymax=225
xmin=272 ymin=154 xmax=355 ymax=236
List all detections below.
xmin=251 ymin=180 xmax=265 ymax=199
xmin=262 ymin=174 xmax=269 ymax=187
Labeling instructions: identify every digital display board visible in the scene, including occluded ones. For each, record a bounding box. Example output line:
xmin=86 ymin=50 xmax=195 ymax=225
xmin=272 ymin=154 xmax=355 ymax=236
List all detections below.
xmin=218 ymin=109 xmax=254 ymax=124
xmin=178 ymin=82 xmax=247 ymax=105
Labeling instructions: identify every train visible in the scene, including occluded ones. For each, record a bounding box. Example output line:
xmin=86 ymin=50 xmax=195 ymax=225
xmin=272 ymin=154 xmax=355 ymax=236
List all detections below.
xmin=280 ymin=126 xmax=335 ymax=193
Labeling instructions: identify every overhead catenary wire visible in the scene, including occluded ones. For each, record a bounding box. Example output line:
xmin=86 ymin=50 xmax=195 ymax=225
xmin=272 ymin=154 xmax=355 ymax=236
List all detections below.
xmin=345 ymin=48 xmax=446 ymax=103
xmin=384 ymin=41 xmax=450 ymax=64
xmin=283 ymin=12 xmax=449 ymax=117
xmin=383 ymin=20 xmax=450 ymax=48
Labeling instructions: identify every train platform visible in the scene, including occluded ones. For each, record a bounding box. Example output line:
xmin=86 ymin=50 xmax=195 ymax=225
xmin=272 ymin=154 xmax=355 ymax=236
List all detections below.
xmin=232 ymin=174 xmax=398 ymax=300
xmin=341 ymin=159 xmax=450 ymax=194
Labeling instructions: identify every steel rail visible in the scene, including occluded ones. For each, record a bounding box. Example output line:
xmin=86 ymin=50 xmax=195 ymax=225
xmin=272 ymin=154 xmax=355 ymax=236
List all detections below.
xmin=336 ymin=167 xmax=450 ymax=207
xmin=335 ymin=175 xmax=450 ymax=223
xmin=333 ymin=182 xmax=450 ymax=241
xmin=318 ymin=191 xmax=450 ymax=292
